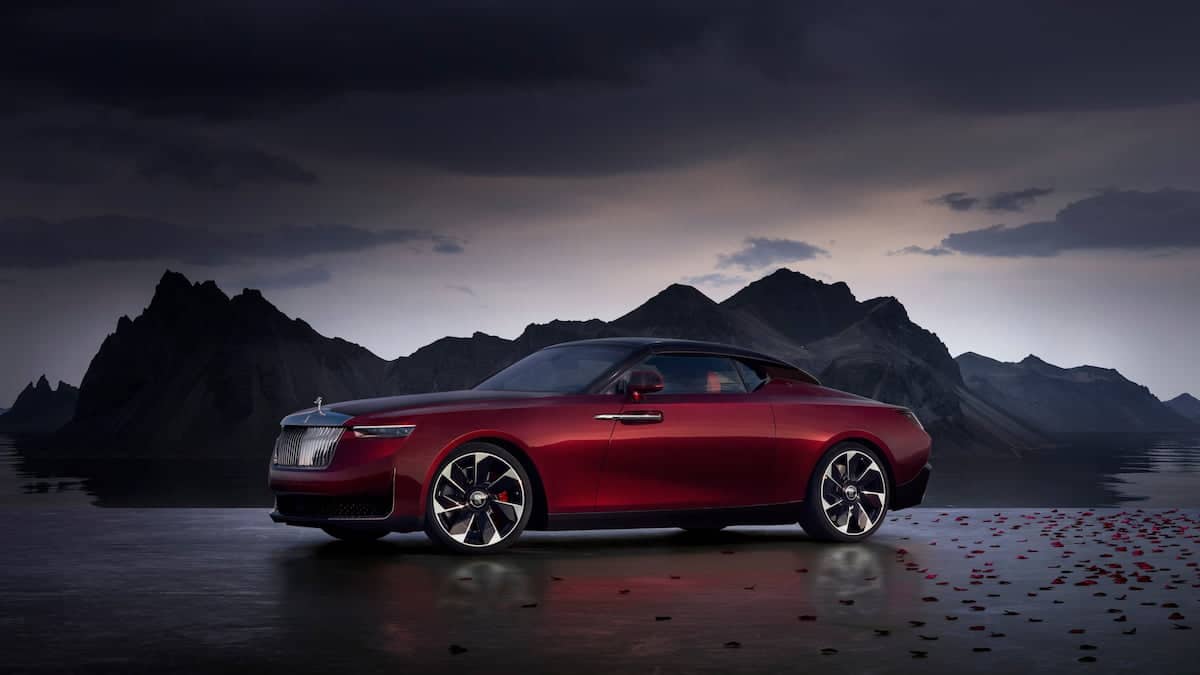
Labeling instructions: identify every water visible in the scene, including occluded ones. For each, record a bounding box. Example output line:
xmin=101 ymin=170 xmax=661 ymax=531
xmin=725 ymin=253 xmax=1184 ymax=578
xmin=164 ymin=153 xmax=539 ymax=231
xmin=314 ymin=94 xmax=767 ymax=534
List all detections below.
xmin=3 ymin=433 xmax=1200 ymax=508
xmin=3 ymin=507 xmax=1198 ymax=673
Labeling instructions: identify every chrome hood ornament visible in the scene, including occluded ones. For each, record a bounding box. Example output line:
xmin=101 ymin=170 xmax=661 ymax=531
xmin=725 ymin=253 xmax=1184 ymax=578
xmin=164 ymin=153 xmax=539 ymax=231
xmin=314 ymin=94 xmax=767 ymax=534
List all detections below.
xmin=314 ymin=396 xmax=325 ymax=415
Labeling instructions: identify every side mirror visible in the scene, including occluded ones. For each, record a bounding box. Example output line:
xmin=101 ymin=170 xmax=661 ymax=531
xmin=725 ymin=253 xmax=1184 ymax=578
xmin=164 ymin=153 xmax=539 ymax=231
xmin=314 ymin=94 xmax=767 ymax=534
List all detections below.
xmin=626 ymin=370 xmax=664 ymax=401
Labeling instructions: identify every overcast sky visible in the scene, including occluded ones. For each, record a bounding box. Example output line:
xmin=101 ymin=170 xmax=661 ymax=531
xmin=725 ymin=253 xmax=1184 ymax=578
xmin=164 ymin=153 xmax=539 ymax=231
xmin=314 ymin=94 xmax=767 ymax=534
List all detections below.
xmin=2 ymin=1 xmax=1199 ymax=404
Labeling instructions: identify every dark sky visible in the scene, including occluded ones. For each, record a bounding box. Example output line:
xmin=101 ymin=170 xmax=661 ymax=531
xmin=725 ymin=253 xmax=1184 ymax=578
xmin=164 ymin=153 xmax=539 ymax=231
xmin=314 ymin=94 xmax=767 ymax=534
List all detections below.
xmin=2 ymin=1 xmax=1200 ymax=402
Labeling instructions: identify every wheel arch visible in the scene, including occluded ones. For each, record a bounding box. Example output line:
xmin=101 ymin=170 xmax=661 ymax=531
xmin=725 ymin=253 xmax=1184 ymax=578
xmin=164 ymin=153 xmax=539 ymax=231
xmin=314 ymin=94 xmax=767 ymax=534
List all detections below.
xmin=818 ymin=431 xmax=898 ymax=497
xmin=418 ymin=431 xmax=550 ymax=530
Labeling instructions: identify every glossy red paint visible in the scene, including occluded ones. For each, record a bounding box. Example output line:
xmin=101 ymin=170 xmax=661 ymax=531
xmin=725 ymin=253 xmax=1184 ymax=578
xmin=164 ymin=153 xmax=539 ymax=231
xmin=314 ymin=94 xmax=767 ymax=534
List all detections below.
xmin=269 ymin=340 xmax=932 ymax=536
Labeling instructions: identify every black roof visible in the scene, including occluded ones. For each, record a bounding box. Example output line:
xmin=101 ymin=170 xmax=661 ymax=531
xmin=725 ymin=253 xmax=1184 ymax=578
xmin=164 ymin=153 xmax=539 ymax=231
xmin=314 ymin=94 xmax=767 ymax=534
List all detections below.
xmin=544 ymin=337 xmax=819 ymax=384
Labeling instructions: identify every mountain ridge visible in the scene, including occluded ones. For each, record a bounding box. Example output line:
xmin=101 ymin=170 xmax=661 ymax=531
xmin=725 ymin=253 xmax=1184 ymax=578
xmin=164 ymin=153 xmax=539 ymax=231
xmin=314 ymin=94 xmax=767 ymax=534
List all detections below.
xmin=33 ymin=267 xmax=1189 ymax=458
xmin=58 ymin=270 xmax=392 ymax=455
xmin=0 ymin=375 xmax=80 ymax=433
xmin=1166 ymin=393 xmax=1200 ymax=423
xmin=957 ymin=352 xmax=1194 ymax=433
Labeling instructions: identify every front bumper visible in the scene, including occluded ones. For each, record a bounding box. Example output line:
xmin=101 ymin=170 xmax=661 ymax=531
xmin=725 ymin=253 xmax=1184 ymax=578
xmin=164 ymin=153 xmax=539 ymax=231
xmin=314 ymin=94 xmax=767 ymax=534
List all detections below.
xmin=269 ymin=457 xmax=421 ymax=532
xmin=269 ymin=509 xmax=420 ymax=533
xmin=891 ymin=463 xmax=931 ymax=510
xmin=269 ymin=481 xmax=421 ymax=532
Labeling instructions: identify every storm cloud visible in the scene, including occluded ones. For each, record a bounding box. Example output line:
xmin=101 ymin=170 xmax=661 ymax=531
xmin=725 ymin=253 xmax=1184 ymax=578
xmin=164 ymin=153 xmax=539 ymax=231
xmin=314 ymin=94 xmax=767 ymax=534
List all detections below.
xmin=6 ymin=3 xmax=1200 ymax=120
xmin=986 ymin=187 xmax=1055 ymax=212
xmin=931 ymin=189 xmax=1200 ymax=257
xmin=928 ymin=193 xmax=980 ymax=212
xmin=889 ymin=245 xmax=954 ymax=257
xmin=717 ymin=238 xmax=829 ymax=271
xmin=0 ymin=216 xmax=464 ymax=268
xmin=928 ymin=187 xmax=1055 ymax=213
xmin=22 ymin=122 xmax=317 ymax=189
xmin=4 ymin=3 xmax=1200 ymax=178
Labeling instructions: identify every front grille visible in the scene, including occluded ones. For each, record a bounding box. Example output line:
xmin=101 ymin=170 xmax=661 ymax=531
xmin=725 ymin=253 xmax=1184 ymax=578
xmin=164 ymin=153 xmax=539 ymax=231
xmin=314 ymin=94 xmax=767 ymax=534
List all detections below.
xmin=272 ymin=426 xmax=343 ymax=468
xmin=275 ymin=494 xmax=392 ymax=519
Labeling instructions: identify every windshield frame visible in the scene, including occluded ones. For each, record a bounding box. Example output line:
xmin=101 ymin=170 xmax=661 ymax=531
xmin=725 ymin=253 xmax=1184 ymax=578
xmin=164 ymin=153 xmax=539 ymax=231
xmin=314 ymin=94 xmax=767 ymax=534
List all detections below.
xmin=473 ymin=343 xmax=641 ymax=394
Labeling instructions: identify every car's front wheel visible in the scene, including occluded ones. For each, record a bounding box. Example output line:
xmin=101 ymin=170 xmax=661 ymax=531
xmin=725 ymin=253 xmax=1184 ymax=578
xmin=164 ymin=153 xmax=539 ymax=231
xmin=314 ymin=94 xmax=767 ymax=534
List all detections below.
xmin=799 ymin=442 xmax=890 ymax=542
xmin=425 ymin=442 xmax=533 ymax=554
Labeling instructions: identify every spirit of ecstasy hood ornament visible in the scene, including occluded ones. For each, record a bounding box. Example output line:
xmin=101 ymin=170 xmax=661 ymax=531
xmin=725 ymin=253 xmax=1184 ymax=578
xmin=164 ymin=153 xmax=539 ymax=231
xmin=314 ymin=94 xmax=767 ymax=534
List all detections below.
xmin=314 ymin=396 xmax=325 ymax=415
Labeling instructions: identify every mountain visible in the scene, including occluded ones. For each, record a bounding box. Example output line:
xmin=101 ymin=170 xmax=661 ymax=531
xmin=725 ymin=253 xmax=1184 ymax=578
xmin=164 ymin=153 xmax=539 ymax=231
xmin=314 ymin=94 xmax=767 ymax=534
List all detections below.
xmin=57 ymin=271 xmax=391 ymax=456
xmin=0 ymin=376 xmax=79 ymax=433
xmin=386 ymin=332 xmax=519 ymax=394
xmin=720 ymin=270 xmax=1047 ymax=453
xmin=957 ymin=352 xmax=1196 ymax=434
xmin=50 ymin=267 xmax=1095 ymax=457
xmin=375 ymin=271 xmax=977 ymax=439
xmin=1166 ymin=393 xmax=1200 ymax=423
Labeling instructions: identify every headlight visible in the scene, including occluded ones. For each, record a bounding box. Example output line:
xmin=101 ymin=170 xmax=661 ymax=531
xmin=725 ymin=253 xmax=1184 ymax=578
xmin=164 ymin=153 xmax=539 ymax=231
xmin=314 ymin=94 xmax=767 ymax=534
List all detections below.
xmin=900 ymin=410 xmax=925 ymax=431
xmin=351 ymin=425 xmax=416 ymax=439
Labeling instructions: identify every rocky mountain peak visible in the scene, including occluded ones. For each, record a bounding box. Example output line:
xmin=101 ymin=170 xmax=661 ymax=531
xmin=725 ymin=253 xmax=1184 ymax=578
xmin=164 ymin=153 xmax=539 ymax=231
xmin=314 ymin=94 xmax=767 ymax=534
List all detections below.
xmin=145 ymin=269 xmax=230 ymax=320
xmin=0 ymin=376 xmax=80 ymax=433
xmin=60 ymin=271 xmax=390 ymax=455
xmin=1165 ymin=393 xmax=1200 ymax=423
xmin=640 ymin=283 xmax=715 ymax=309
xmin=722 ymin=268 xmax=863 ymax=345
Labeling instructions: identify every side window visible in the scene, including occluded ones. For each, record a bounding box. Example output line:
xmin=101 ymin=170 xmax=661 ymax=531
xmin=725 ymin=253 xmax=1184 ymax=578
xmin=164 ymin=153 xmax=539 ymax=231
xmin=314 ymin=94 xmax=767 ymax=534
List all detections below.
xmin=734 ymin=360 xmax=768 ymax=392
xmin=637 ymin=354 xmax=747 ymax=394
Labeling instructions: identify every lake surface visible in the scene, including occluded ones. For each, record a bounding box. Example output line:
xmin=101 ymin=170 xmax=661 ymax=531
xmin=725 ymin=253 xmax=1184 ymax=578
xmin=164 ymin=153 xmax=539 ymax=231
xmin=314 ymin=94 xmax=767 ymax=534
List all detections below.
xmin=2 ymin=433 xmax=1199 ymax=508
xmin=3 ymin=507 xmax=1197 ymax=674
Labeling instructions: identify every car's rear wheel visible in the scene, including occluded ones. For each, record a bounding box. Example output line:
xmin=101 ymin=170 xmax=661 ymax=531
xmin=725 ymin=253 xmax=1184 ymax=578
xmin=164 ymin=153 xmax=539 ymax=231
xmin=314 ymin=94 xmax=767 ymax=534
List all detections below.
xmin=799 ymin=442 xmax=890 ymax=542
xmin=321 ymin=526 xmax=389 ymax=542
xmin=425 ymin=442 xmax=533 ymax=554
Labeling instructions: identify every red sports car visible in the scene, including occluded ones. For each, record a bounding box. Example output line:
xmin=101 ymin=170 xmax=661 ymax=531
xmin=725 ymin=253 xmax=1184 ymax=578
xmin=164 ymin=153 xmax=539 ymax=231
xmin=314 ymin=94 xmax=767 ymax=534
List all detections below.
xmin=269 ymin=338 xmax=931 ymax=553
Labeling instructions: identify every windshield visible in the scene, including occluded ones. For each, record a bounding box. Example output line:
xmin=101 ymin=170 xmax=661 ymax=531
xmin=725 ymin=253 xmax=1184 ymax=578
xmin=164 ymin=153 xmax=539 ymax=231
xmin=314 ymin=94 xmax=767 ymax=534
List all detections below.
xmin=475 ymin=344 xmax=634 ymax=393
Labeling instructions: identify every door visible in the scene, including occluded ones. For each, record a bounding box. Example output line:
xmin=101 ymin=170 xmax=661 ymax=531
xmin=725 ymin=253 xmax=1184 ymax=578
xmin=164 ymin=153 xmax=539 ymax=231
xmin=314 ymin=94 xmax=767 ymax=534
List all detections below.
xmin=595 ymin=354 xmax=777 ymax=511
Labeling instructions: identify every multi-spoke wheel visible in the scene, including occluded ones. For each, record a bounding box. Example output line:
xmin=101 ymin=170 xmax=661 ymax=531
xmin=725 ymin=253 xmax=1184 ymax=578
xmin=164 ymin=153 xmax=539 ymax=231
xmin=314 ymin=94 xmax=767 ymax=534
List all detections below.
xmin=425 ymin=443 xmax=533 ymax=554
xmin=799 ymin=443 xmax=890 ymax=542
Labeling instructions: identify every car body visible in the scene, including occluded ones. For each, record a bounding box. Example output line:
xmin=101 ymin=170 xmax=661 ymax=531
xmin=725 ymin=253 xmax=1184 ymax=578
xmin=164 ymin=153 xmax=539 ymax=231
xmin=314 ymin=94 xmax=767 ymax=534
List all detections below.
xmin=269 ymin=338 xmax=932 ymax=551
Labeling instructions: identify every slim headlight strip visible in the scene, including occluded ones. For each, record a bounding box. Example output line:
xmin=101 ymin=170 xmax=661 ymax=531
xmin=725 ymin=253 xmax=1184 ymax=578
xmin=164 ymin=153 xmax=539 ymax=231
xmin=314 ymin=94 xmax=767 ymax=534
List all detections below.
xmin=351 ymin=424 xmax=416 ymax=439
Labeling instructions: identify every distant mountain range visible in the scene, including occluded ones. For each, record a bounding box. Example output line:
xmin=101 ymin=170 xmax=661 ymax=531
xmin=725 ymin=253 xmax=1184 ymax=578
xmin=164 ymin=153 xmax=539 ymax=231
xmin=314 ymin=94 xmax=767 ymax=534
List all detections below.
xmin=0 ymin=376 xmax=79 ymax=433
xmin=1167 ymin=393 xmax=1200 ymax=423
xmin=5 ymin=268 xmax=1197 ymax=456
xmin=957 ymin=353 xmax=1194 ymax=433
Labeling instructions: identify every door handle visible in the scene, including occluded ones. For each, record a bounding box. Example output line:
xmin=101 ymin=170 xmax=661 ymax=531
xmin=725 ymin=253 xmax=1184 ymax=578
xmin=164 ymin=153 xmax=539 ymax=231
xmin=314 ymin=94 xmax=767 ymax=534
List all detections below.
xmin=594 ymin=411 xmax=664 ymax=424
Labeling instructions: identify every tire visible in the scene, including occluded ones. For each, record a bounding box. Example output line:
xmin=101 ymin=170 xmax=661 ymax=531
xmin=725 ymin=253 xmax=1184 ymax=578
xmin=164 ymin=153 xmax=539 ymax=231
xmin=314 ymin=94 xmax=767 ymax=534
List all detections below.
xmin=321 ymin=526 xmax=389 ymax=542
xmin=424 ymin=442 xmax=533 ymax=554
xmin=799 ymin=442 xmax=890 ymax=542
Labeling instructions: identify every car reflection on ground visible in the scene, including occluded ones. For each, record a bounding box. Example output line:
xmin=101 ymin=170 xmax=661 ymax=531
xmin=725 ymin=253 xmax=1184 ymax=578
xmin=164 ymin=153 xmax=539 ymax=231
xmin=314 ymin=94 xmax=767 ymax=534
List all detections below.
xmin=272 ymin=527 xmax=911 ymax=665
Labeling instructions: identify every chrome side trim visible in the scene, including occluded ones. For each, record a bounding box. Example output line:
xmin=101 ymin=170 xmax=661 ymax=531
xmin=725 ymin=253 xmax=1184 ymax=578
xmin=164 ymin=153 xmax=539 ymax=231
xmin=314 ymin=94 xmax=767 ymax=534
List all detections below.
xmin=594 ymin=412 xmax=664 ymax=422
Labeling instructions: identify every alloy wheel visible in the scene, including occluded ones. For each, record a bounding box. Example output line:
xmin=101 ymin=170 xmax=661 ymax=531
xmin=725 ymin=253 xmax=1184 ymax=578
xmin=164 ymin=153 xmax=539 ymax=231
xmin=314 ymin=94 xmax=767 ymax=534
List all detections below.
xmin=819 ymin=449 xmax=887 ymax=536
xmin=431 ymin=451 xmax=526 ymax=548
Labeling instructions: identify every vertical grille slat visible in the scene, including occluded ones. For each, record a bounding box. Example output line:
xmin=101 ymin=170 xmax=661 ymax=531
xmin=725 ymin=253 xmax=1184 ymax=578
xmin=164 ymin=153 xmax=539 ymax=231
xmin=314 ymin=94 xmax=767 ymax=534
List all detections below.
xmin=272 ymin=426 xmax=343 ymax=468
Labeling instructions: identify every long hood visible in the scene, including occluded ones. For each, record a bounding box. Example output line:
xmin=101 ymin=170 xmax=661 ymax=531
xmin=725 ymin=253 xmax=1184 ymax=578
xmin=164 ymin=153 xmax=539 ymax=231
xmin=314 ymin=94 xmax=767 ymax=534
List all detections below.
xmin=281 ymin=389 xmax=552 ymax=426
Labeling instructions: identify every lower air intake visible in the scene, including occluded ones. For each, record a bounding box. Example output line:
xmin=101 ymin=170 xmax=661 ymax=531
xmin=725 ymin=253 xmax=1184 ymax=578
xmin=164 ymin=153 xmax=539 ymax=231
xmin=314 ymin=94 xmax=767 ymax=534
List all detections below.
xmin=275 ymin=494 xmax=393 ymax=519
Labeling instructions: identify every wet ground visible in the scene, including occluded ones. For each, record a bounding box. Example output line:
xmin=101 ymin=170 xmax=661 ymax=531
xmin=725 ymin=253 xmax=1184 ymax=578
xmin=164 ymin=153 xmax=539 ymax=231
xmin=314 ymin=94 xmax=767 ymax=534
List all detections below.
xmin=3 ymin=507 xmax=1198 ymax=674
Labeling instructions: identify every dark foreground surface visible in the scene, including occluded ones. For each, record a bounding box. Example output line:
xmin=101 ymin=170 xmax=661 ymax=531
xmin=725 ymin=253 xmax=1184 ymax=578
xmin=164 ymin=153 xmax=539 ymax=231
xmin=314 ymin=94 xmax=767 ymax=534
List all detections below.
xmin=3 ymin=508 xmax=1199 ymax=674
